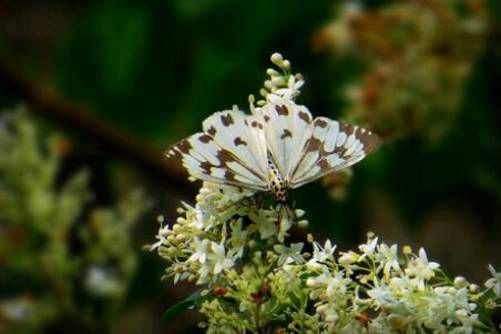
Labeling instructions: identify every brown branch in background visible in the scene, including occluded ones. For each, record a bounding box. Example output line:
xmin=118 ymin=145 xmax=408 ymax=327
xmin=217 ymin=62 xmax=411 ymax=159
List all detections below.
xmin=0 ymin=59 xmax=195 ymax=196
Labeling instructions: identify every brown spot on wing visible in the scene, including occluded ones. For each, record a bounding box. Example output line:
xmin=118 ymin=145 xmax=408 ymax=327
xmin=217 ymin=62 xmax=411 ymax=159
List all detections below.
xmin=221 ymin=114 xmax=234 ymax=126
xmin=298 ymin=111 xmax=311 ymax=123
xmin=305 ymin=137 xmax=322 ymax=152
xmin=314 ymin=118 xmax=328 ymax=128
xmin=318 ymin=159 xmax=330 ymax=171
xmin=207 ymin=126 xmax=217 ymax=136
xmin=275 ymin=105 xmax=289 ymax=116
xmin=200 ymin=160 xmax=213 ymax=173
xmin=174 ymin=139 xmax=192 ymax=154
xmin=199 ymin=134 xmax=213 ymax=143
xmin=234 ymin=137 xmax=247 ymax=146
xmin=224 ymin=170 xmax=237 ymax=182
xmin=340 ymin=122 xmax=355 ymax=136
xmin=216 ymin=149 xmax=237 ymax=165
xmin=357 ymin=129 xmax=379 ymax=154
xmin=264 ymin=115 xmax=270 ymax=122
xmin=280 ymin=129 xmax=292 ymax=139
xmin=251 ymin=121 xmax=263 ymax=129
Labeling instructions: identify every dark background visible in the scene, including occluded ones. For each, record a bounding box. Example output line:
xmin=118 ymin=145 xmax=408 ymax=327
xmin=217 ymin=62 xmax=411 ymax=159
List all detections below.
xmin=0 ymin=0 xmax=500 ymax=333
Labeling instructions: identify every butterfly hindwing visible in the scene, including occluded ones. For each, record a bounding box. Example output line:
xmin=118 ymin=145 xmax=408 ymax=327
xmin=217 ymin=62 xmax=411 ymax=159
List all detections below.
xmin=289 ymin=118 xmax=378 ymax=189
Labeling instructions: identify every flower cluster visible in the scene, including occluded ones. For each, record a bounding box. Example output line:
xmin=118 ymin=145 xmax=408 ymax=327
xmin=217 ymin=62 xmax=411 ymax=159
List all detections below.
xmin=153 ymin=182 xmax=500 ymax=333
xmin=150 ymin=182 xmax=304 ymax=285
xmin=152 ymin=55 xmax=500 ymax=333
xmin=315 ymin=0 xmax=487 ymax=141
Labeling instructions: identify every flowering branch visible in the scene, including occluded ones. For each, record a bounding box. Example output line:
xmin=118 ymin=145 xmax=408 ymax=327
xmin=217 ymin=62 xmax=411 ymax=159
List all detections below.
xmin=151 ymin=54 xmax=500 ymax=333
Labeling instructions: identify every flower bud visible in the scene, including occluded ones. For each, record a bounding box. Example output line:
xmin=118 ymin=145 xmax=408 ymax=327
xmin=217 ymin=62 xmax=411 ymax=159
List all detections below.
xmin=339 ymin=252 xmax=358 ymax=265
xmin=469 ymin=284 xmax=479 ymax=292
xmin=297 ymin=220 xmax=309 ymax=228
xmin=271 ymin=77 xmax=285 ymax=86
xmin=295 ymin=209 xmax=306 ymax=218
xmin=454 ymin=276 xmax=468 ymax=288
xmin=316 ymin=304 xmax=329 ymax=313
xmin=266 ymin=68 xmax=280 ymax=76
xmin=270 ymin=53 xmax=283 ymax=65
xmin=306 ymin=278 xmax=317 ymax=287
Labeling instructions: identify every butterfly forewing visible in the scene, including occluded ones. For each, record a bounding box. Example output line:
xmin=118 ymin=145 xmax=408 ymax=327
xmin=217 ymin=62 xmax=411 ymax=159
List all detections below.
xmin=202 ymin=110 xmax=268 ymax=179
xmin=166 ymin=110 xmax=269 ymax=191
xmin=260 ymin=99 xmax=315 ymax=179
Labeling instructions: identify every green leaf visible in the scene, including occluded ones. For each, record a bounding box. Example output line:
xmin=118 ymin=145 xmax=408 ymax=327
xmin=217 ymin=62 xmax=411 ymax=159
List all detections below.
xmin=161 ymin=289 xmax=204 ymax=324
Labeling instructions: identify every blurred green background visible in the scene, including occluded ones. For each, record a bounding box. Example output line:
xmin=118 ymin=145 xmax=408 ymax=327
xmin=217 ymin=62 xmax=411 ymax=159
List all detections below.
xmin=0 ymin=0 xmax=500 ymax=333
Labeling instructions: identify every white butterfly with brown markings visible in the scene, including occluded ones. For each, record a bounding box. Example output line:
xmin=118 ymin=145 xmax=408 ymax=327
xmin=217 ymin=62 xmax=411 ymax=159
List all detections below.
xmin=166 ymin=96 xmax=378 ymax=203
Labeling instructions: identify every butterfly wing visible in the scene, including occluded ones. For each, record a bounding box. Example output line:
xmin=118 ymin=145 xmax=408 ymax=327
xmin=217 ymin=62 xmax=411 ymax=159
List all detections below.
xmin=260 ymin=97 xmax=315 ymax=179
xmin=289 ymin=117 xmax=378 ymax=189
xmin=166 ymin=110 xmax=269 ymax=191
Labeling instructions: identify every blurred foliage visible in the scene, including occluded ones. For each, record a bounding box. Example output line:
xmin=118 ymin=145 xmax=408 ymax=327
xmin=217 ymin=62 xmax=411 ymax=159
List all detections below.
xmin=0 ymin=108 xmax=150 ymax=333
xmin=54 ymin=0 xmax=334 ymax=141
xmin=316 ymin=0 xmax=487 ymax=142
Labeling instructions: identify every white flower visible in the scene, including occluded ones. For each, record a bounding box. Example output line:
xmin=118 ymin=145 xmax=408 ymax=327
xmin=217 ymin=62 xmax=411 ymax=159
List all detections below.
xmin=191 ymin=204 xmax=208 ymax=230
xmin=150 ymin=223 xmax=171 ymax=251
xmin=485 ymin=264 xmax=501 ymax=297
xmin=358 ymin=237 xmax=378 ymax=261
xmin=273 ymin=75 xmax=304 ymax=99
xmin=405 ymin=248 xmax=440 ymax=290
xmin=367 ymin=283 xmax=395 ymax=307
xmin=172 ymin=262 xmax=190 ymax=284
xmin=307 ymin=239 xmax=336 ymax=269
xmin=307 ymin=269 xmax=350 ymax=300
xmin=376 ymin=243 xmax=401 ymax=278
xmin=453 ymin=309 xmax=479 ymax=334
xmin=208 ymin=242 xmax=234 ymax=275
xmin=188 ymin=238 xmax=211 ymax=264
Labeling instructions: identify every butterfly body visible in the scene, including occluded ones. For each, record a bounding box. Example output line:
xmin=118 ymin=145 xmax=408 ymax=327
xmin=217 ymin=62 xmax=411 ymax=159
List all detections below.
xmin=267 ymin=154 xmax=288 ymax=203
xmin=166 ymin=96 xmax=378 ymax=201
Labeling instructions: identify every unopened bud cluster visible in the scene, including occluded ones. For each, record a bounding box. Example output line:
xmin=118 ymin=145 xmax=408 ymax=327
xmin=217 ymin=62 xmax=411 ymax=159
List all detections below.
xmin=250 ymin=52 xmax=305 ymax=109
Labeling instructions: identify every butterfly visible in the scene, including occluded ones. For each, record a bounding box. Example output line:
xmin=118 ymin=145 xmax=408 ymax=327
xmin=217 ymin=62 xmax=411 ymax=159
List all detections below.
xmin=166 ymin=96 xmax=378 ymax=204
